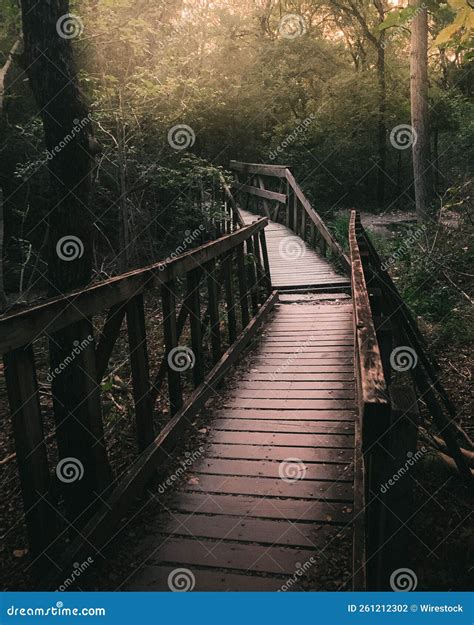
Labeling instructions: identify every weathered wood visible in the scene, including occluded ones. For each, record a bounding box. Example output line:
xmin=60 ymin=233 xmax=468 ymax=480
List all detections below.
xmin=236 ymin=243 xmax=250 ymax=328
xmin=3 ymin=346 xmax=54 ymax=564
xmin=258 ymin=229 xmax=272 ymax=292
xmin=231 ymin=181 xmax=286 ymax=204
xmin=186 ymin=268 xmax=205 ymax=386
xmin=95 ymin=303 xmax=126 ymax=382
xmin=245 ymin=237 xmax=259 ymax=315
xmin=0 ymin=219 xmax=268 ymax=354
xmin=206 ymin=258 xmax=222 ymax=364
xmin=127 ymin=294 xmax=154 ymax=450
xmin=161 ymin=280 xmax=183 ymax=414
xmin=285 ymin=169 xmax=349 ymax=268
xmin=223 ymin=251 xmax=237 ymax=344
xmin=229 ymin=161 xmax=288 ymax=178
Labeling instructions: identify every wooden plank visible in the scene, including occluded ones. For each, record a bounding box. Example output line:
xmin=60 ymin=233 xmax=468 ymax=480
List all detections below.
xmin=127 ymin=565 xmax=285 ymax=591
xmin=238 ymin=381 xmax=354 ymax=390
xmin=192 ymin=458 xmax=353 ymax=481
xmin=224 ymin=400 xmax=354 ymax=411
xmin=240 ymin=374 xmax=355 ymax=382
xmin=155 ymin=513 xmax=342 ymax=548
xmin=229 ymin=161 xmax=288 ymax=178
xmin=230 ymin=389 xmax=354 ymax=400
xmin=212 ymin=419 xmax=353 ymax=434
xmin=3 ymin=345 xmax=54 ymax=563
xmin=231 ymin=181 xmax=286 ymax=204
xmin=170 ymin=492 xmax=353 ymax=523
xmin=0 ymin=218 xmax=268 ymax=354
xmin=182 ymin=474 xmax=353 ymax=501
xmin=210 ymin=430 xmax=354 ymax=448
xmin=217 ymin=409 xmax=355 ymax=420
xmin=206 ymin=443 xmax=353 ymax=463
xmin=150 ymin=537 xmax=318 ymax=575
xmin=127 ymin=294 xmax=154 ymax=450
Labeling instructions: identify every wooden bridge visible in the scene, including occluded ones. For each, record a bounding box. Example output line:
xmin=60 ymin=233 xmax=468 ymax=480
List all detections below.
xmin=1 ymin=162 xmax=470 ymax=591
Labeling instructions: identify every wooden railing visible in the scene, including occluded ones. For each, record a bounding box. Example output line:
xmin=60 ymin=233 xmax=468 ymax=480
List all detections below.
xmin=348 ymin=210 xmax=390 ymax=591
xmin=1 ymin=217 xmax=275 ymax=577
xmin=348 ymin=209 xmax=471 ymax=590
xmin=229 ymin=161 xmax=350 ymax=272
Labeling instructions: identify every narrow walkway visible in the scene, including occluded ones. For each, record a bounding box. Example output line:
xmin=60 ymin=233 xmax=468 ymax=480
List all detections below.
xmin=240 ymin=208 xmax=349 ymax=289
xmin=126 ymin=296 xmax=355 ymax=591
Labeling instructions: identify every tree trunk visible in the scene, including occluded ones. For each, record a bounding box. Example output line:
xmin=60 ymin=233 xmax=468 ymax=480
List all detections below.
xmin=374 ymin=0 xmax=386 ymax=209
xmin=410 ymin=0 xmax=433 ymax=222
xmin=20 ymin=0 xmax=110 ymax=529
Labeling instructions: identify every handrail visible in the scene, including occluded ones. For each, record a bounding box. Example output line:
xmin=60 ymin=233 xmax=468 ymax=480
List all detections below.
xmin=348 ymin=210 xmax=388 ymax=415
xmin=0 ymin=218 xmax=268 ymax=354
xmin=229 ymin=160 xmax=350 ymax=271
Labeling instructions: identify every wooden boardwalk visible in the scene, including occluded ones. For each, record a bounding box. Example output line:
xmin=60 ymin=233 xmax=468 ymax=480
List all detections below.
xmin=126 ymin=210 xmax=356 ymax=591
xmin=240 ymin=209 xmax=349 ymax=289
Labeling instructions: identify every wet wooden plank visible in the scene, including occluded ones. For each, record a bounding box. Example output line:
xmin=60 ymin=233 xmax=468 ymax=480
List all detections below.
xmin=155 ymin=513 xmax=342 ymax=548
xmin=206 ymin=443 xmax=353 ymax=463
xmin=224 ymin=398 xmax=355 ymax=410
xmin=211 ymin=419 xmax=354 ymax=434
xmin=192 ymin=458 xmax=353 ymax=481
xmin=210 ymin=430 xmax=354 ymax=448
xmin=148 ymin=537 xmax=318 ymax=576
xmin=182 ymin=474 xmax=353 ymax=501
xmin=127 ymin=565 xmax=286 ymax=591
xmin=216 ymin=409 xmax=355 ymax=421
xmin=169 ymin=492 xmax=353 ymax=523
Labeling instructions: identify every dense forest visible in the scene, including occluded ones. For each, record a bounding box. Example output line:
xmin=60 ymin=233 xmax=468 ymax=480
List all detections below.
xmin=0 ymin=0 xmax=472 ymax=594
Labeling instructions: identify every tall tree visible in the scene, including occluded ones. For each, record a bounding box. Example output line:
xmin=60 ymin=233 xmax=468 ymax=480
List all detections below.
xmin=410 ymin=0 xmax=433 ymax=222
xmin=20 ymin=0 xmax=110 ymax=528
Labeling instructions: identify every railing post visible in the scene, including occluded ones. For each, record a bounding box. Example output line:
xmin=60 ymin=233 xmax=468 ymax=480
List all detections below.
xmin=236 ymin=243 xmax=250 ymax=328
xmin=206 ymin=258 xmax=222 ymax=363
xmin=259 ymin=229 xmax=272 ymax=294
xmin=161 ymin=280 xmax=183 ymax=414
xmin=3 ymin=345 xmax=55 ymax=568
xmin=127 ymin=293 xmax=154 ymax=451
xmin=223 ymin=250 xmax=237 ymax=344
xmin=186 ymin=268 xmax=205 ymax=387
